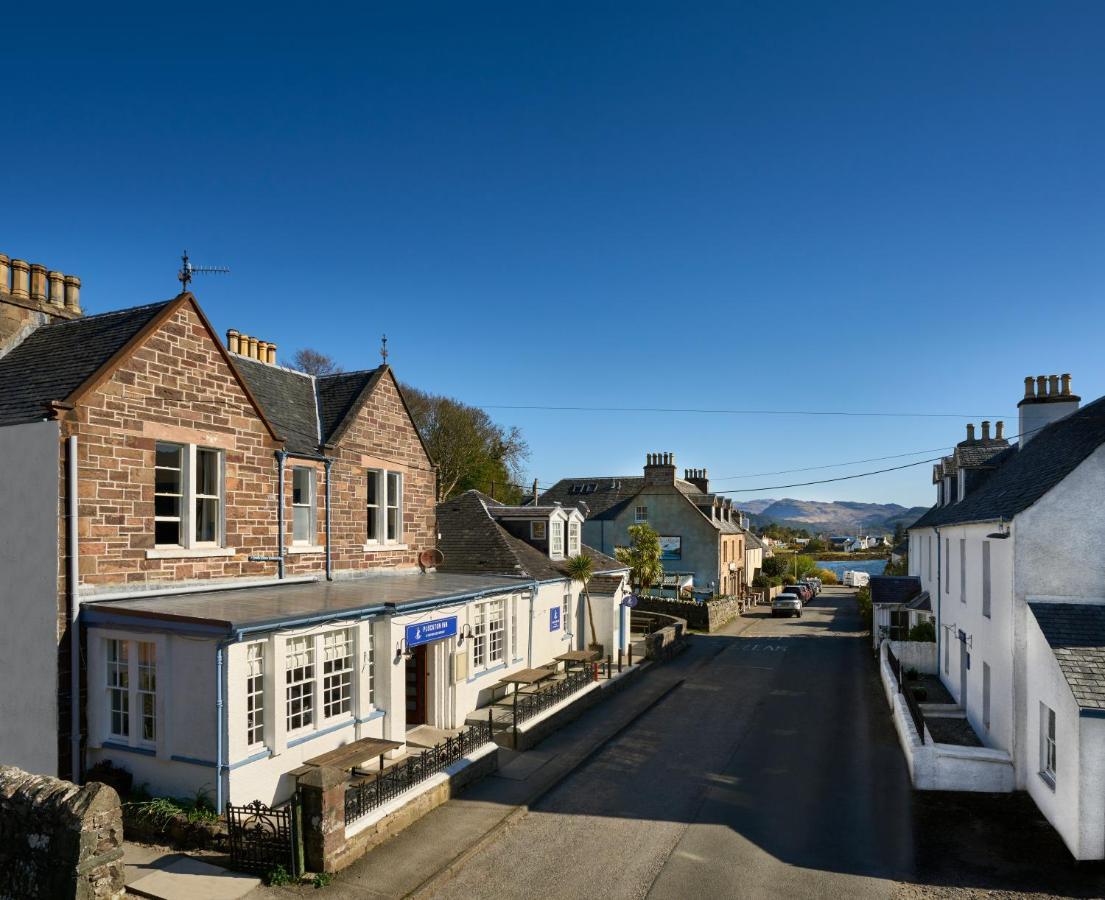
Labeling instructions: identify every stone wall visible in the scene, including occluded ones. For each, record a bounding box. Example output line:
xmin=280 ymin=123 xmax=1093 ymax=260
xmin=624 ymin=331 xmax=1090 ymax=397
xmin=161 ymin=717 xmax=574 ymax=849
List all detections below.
xmin=634 ymin=595 xmax=741 ymax=631
xmin=0 ymin=766 xmax=124 ymax=899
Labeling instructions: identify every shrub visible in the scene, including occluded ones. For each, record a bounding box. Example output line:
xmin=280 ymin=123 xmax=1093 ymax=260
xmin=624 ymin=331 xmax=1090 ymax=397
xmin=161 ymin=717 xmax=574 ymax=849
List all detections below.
xmin=267 ymin=865 xmax=292 ymax=887
xmin=908 ymin=620 xmax=936 ymax=643
xmin=782 ymin=574 xmax=796 ymax=585
xmin=814 ymin=567 xmax=838 ymax=585
xmin=752 ymin=572 xmax=770 ymax=589
xmin=855 ymin=585 xmax=872 ymax=631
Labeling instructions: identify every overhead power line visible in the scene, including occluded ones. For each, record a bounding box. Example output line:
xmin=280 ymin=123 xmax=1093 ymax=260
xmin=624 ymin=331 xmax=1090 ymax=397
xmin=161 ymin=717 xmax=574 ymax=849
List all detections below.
xmin=713 ymin=456 xmax=946 ymax=495
xmin=480 ymin=403 xmax=1013 ymax=419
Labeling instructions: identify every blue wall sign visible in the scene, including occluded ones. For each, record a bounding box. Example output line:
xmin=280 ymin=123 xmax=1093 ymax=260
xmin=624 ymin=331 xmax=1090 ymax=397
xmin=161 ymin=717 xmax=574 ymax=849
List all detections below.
xmin=549 ymin=607 xmax=561 ymax=631
xmin=406 ymin=616 xmax=458 ymax=647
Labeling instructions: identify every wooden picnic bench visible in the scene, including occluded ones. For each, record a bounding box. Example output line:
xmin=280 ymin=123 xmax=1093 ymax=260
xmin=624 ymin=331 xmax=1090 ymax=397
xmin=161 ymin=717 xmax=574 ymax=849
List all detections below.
xmin=301 ymin=736 xmax=404 ymax=778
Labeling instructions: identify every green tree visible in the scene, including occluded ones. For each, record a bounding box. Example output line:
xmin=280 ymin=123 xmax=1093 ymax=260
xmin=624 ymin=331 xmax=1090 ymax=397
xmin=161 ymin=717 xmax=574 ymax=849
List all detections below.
xmin=762 ymin=556 xmax=788 ymax=578
xmin=893 ymin=522 xmax=906 ymax=546
xmin=615 ymin=524 xmax=663 ymax=596
xmin=805 ymin=538 xmax=827 ymax=553
xmin=402 ymin=384 xmax=529 ymax=502
xmin=565 ymin=554 xmax=601 ymax=651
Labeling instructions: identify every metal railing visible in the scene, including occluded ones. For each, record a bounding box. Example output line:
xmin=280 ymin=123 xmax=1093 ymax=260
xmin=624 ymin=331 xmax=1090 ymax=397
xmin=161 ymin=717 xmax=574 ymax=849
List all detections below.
xmin=344 ymin=719 xmax=492 ymax=825
xmin=513 ymin=665 xmax=595 ymax=727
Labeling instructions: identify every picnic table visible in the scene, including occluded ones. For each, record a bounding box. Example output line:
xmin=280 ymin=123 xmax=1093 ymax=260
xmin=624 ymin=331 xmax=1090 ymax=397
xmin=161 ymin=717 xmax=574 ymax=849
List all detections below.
xmin=554 ymin=649 xmax=601 ymax=671
xmin=302 ymin=736 xmax=403 ymax=776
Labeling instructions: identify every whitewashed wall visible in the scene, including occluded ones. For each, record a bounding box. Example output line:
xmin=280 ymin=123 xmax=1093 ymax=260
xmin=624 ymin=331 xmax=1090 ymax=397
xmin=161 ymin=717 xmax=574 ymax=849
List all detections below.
xmin=0 ymin=422 xmax=60 ymax=775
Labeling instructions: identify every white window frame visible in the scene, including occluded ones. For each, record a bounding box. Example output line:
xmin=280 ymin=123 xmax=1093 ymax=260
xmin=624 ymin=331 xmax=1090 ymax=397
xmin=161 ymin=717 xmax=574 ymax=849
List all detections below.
xmin=1041 ymin=703 xmax=1057 ymax=786
xmin=245 ymin=642 xmax=266 ymax=749
xmin=154 ymin=441 xmax=224 ymax=549
xmin=550 ymin=520 xmax=564 ymax=558
xmin=104 ymin=637 xmax=158 ymax=749
xmin=471 ymin=597 xmax=507 ymax=672
xmin=291 ymin=466 xmax=317 ymax=545
xmin=568 ymin=521 xmax=581 ymax=556
xmin=285 ymin=635 xmax=316 ymax=735
xmin=283 ymin=627 xmax=361 ymax=738
xmin=562 ymin=587 xmax=572 ymax=641
xmin=635 ymin=505 xmax=648 ymax=523
xmin=366 ymin=468 xmax=404 ymax=547
xmin=322 ymin=628 xmax=355 ymax=721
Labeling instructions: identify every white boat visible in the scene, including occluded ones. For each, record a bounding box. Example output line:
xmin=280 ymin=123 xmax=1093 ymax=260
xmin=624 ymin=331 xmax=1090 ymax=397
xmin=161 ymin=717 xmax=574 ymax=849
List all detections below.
xmin=843 ymin=570 xmax=870 ymax=587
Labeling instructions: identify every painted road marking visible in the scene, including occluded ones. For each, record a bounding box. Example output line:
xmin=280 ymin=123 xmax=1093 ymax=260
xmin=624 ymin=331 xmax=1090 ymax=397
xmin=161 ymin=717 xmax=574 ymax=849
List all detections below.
xmin=739 ymin=643 xmax=788 ymax=652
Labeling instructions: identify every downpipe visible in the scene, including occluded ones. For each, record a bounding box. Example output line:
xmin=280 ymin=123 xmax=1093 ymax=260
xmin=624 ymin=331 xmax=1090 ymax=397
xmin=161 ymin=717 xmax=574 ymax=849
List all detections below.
xmin=325 ymin=457 xmax=334 ymax=581
xmin=67 ymin=434 xmax=81 ymax=782
xmin=215 ymin=641 xmax=227 ymax=811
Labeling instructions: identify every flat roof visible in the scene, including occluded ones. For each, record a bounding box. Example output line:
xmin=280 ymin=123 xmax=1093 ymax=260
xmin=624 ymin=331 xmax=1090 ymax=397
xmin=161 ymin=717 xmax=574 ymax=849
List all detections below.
xmin=84 ymin=572 xmax=527 ymax=635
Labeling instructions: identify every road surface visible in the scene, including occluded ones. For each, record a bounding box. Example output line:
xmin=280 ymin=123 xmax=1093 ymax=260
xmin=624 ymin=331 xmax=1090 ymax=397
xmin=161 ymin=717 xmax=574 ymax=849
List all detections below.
xmin=430 ymin=587 xmax=915 ymax=899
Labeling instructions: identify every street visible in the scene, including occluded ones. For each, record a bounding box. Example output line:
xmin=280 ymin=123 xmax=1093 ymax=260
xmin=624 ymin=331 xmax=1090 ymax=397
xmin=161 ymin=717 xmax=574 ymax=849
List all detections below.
xmin=429 ymin=587 xmax=916 ymax=899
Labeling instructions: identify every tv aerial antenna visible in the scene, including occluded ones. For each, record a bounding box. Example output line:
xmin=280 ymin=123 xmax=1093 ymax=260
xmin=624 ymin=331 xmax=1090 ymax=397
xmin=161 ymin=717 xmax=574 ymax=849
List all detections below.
xmin=178 ymin=250 xmax=230 ymax=290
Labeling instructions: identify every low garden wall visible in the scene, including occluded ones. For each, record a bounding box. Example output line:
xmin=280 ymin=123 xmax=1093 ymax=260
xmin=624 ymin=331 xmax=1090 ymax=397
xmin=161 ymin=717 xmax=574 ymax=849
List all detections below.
xmin=0 ymin=766 xmax=125 ymax=900
xmin=888 ymin=639 xmax=938 ymax=675
xmin=634 ymin=596 xmax=740 ymax=632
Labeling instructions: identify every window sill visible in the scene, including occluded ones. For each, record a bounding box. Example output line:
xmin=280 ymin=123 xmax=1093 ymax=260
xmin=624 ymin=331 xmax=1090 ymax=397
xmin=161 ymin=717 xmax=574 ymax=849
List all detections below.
xmin=1039 ymin=770 xmax=1056 ymax=791
xmin=146 ymin=547 xmax=235 ymax=559
xmin=286 ymin=545 xmax=325 ymax=555
xmin=363 ymin=543 xmax=408 ymax=553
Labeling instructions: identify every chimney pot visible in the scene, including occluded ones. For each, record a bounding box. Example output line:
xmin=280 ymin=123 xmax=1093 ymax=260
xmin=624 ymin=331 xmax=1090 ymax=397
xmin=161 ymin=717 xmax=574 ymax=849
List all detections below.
xmin=981 ymin=420 xmax=991 ymax=441
xmin=0 ymin=254 xmax=8 ymax=293
xmin=1036 ymin=375 xmax=1047 ymax=398
xmin=29 ymin=264 xmax=47 ymax=302
xmin=47 ymin=271 xmax=64 ymax=306
xmin=996 ymin=421 xmax=1005 ymax=440
xmin=1048 ymin=375 xmax=1059 ymax=397
xmin=1061 ymin=374 xmax=1072 ymax=396
xmin=267 ymin=342 xmax=276 ymax=364
xmin=966 ymin=423 xmax=975 ymax=441
xmin=10 ymin=259 xmax=29 ymax=299
xmin=257 ymin=341 xmax=268 ymax=361
xmin=63 ymin=275 xmax=80 ymax=312
xmin=226 ymin=329 xmax=240 ymax=354
xmin=248 ymin=336 xmax=259 ymax=359
xmin=1024 ymin=376 xmax=1034 ymax=399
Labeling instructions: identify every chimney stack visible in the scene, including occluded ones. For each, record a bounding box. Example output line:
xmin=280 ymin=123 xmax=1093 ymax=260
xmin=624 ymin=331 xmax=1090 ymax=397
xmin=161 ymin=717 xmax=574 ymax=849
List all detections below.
xmin=981 ymin=421 xmax=991 ymax=442
xmin=966 ymin=423 xmax=976 ymax=442
xmin=685 ymin=467 xmax=710 ymax=493
xmin=995 ymin=421 xmax=1005 ymax=440
xmin=644 ymin=451 xmax=677 ymax=486
xmin=1018 ymin=373 xmax=1080 ymax=446
xmin=0 ymin=251 xmax=82 ymax=354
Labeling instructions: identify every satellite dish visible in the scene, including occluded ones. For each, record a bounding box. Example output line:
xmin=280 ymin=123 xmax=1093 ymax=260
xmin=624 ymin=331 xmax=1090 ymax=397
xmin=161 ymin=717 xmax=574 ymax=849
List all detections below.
xmin=419 ymin=548 xmax=445 ymax=570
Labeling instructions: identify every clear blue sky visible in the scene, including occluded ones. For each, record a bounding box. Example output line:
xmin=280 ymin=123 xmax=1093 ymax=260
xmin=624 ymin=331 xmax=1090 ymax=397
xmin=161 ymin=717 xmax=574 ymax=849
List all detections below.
xmin=5 ymin=2 xmax=1104 ymax=508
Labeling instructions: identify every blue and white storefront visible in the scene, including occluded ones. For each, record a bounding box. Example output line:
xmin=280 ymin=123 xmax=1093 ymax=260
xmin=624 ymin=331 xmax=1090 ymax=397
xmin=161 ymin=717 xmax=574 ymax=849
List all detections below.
xmin=81 ymin=569 xmax=629 ymax=807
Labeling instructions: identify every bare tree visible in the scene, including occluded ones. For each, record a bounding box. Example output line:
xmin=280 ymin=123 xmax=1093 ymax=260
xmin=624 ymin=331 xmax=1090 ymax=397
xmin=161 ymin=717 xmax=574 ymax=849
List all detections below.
xmin=290 ymin=348 xmax=343 ymax=376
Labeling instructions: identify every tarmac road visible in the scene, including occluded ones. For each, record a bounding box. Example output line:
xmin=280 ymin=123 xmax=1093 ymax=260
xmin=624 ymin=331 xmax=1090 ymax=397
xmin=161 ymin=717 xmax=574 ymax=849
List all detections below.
xmin=429 ymin=587 xmax=916 ymax=900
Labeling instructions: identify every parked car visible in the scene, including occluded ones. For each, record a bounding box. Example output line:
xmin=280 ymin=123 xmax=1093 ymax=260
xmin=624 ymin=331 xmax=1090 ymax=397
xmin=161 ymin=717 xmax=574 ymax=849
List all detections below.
xmin=787 ymin=583 xmax=812 ymax=603
xmin=806 ymin=577 xmax=821 ymax=594
xmin=772 ymin=594 xmax=803 ymax=618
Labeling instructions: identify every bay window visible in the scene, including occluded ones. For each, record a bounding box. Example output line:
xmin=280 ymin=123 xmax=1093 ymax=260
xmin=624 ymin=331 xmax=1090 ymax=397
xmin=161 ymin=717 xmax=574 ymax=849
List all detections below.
xmin=367 ymin=469 xmax=404 ymax=546
xmin=322 ymin=629 xmax=354 ymax=719
xmin=285 ymin=636 xmax=315 ymax=732
xmin=154 ymin=442 xmax=224 ymax=548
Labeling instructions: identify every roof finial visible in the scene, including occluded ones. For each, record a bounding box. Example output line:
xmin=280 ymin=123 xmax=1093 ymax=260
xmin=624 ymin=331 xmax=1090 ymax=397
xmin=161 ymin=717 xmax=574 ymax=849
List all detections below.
xmin=380 ymin=333 xmax=389 ymax=364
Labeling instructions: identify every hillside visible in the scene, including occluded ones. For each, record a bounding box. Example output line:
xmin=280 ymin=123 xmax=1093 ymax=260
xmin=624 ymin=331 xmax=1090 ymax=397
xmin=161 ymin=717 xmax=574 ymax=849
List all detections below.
xmin=742 ymin=498 xmax=929 ymax=534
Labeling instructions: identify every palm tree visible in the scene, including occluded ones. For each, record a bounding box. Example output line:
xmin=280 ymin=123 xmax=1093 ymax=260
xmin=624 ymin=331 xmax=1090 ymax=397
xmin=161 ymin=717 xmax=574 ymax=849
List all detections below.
xmin=565 ymin=553 xmax=601 ymax=651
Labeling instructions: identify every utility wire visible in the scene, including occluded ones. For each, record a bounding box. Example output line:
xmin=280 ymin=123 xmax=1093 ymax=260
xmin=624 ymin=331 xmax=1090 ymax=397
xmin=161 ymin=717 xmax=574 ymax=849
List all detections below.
xmin=713 ymin=455 xmax=947 ymax=495
xmin=480 ymin=403 xmax=1013 ymax=420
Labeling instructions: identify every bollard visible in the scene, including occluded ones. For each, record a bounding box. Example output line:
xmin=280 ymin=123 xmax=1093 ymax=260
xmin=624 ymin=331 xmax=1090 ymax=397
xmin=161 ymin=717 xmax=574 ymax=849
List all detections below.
xmin=628 ymin=645 xmax=634 ymax=667
xmin=606 ymin=655 xmax=612 ymax=679
xmin=618 ymin=649 xmax=623 ymax=673
xmin=488 ymin=705 xmax=494 ymax=737
xmin=591 ymin=661 xmax=599 ymax=682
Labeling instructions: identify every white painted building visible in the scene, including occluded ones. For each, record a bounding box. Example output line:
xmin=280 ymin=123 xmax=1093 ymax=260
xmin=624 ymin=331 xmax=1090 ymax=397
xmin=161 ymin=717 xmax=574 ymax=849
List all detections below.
xmin=908 ymin=374 xmax=1105 ymax=860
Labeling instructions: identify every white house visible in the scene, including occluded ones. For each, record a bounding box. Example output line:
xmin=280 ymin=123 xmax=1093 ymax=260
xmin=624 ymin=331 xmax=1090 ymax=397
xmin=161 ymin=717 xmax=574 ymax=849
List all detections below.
xmin=908 ymin=374 xmax=1105 ymax=860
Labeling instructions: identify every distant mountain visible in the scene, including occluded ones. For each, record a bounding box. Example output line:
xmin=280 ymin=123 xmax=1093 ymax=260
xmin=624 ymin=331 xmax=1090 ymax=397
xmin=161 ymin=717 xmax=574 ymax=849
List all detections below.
xmin=741 ymin=498 xmax=929 ymax=534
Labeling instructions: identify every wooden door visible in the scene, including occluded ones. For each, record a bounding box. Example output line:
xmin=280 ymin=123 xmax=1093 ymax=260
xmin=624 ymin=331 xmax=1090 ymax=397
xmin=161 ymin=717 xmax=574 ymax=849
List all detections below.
xmin=405 ymin=645 xmax=427 ymax=726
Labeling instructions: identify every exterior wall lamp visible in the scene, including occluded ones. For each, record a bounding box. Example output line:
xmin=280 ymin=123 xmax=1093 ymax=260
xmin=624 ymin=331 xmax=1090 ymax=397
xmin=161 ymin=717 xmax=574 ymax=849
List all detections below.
xmin=456 ymin=623 xmax=474 ymax=647
xmin=395 ymin=638 xmax=413 ymax=663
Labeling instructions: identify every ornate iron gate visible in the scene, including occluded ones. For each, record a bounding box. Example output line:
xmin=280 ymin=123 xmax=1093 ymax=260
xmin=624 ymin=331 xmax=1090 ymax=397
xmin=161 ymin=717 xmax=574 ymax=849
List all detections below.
xmin=226 ymin=797 xmax=302 ymax=877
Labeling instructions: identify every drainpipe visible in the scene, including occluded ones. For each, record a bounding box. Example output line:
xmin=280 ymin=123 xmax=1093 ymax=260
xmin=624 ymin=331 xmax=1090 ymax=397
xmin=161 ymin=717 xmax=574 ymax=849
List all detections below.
xmin=67 ymin=435 xmax=81 ymax=782
xmin=324 ymin=458 xmax=334 ymax=581
xmin=248 ymin=450 xmax=287 ymax=578
xmin=215 ymin=641 xmax=227 ymax=811
xmin=933 ymin=526 xmax=943 ymax=676
xmin=527 ymin=580 xmax=538 ymax=667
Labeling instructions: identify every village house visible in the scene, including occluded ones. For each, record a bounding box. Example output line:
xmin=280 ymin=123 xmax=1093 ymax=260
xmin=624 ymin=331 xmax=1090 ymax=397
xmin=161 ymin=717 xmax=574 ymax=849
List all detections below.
xmin=907 ymin=375 xmax=1105 ymax=860
xmin=0 ymin=253 xmax=571 ymax=811
xmin=538 ymin=456 xmax=746 ymax=598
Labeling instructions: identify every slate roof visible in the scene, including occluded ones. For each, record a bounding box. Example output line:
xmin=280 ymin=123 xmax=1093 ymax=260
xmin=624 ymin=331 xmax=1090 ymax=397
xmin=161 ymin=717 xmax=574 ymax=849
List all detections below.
xmin=910 ymin=397 xmax=1105 ymax=530
xmin=905 ymin=591 xmax=932 ymax=612
xmin=955 ymin=442 xmax=1008 ymax=468
xmin=316 ymin=369 xmax=384 ymax=443
xmin=745 ymin=532 xmax=766 ymax=551
xmin=870 ymin=575 xmax=923 ymax=606
xmin=1029 ymin=602 xmax=1105 ymax=711
xmin=0 ymin=300 xmax=172 ymax=426
xmin=436 ymin=490 xmax=625 ymax=583
xmin=234 ymin=355 xmax=319 ymax=454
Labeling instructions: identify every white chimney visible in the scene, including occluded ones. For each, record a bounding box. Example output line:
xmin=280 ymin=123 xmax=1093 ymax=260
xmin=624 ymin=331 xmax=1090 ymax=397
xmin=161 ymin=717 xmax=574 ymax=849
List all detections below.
xmin=1018 ymin=373 xmax=1079 ymax=446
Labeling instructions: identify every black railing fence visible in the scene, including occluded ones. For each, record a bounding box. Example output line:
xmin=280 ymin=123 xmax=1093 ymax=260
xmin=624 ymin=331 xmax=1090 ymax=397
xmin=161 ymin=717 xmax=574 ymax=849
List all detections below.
xmin=512 ymin=665 xmax=595 ymax=727
xmin=344 ymin=719 xmax=492 ymax=825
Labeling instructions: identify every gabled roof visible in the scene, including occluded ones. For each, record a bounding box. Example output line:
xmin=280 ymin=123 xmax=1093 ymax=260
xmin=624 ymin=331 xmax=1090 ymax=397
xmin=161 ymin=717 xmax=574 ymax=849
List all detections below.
xmin=437 ymin=490 xmax=625 ymax=583
xmin=316 ymin=368 xmax=385 ymax=445
xmin=870 ymin=575 xmax=923 ymax=606
xmin=1029 ymin=602 xmax=1105 ymax=712
xmin=0 ymin=300 xmax=172 ymax=426
xmin=910 ymin=397 xmax=1105 ymax=530
xmin=234 ymin=356 xmax=320 ymax=454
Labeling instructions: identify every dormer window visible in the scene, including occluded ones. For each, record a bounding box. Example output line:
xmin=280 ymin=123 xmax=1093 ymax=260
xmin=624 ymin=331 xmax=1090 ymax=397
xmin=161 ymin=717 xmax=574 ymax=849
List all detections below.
xmin=550 ymin=520 xmax=564 ymax=558
xmin=568 ymin=521 xmax=581 ymax=555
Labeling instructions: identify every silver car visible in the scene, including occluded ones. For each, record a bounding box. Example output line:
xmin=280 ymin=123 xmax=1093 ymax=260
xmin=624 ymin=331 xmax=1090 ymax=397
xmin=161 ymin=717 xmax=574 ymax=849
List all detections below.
xmin=772 ymin=593 xmax=802 ymax=618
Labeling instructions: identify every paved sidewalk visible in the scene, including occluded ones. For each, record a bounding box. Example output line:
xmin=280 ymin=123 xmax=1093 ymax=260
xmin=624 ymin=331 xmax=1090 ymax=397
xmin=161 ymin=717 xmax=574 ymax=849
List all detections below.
xmin=264 ymin=612 xmax=759 ymax=898
xmin=124 ymin=842 xmax=261 ymax=899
